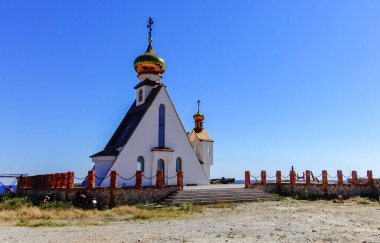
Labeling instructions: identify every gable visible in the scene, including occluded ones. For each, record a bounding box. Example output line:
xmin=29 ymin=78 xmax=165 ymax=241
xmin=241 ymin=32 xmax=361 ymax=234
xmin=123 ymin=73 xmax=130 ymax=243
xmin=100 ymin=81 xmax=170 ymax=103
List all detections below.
xmin=90 ymin=85 xmax=163 ymax=157
xmin=195 ymin=129 xmax=214 ymax=142
xmin=100 ymin=85 xmax=209 ymax=185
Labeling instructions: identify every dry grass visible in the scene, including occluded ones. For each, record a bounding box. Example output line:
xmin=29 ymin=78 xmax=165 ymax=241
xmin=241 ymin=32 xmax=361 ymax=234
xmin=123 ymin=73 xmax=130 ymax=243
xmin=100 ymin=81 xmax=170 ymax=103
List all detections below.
xmin=207 ymin=202 xmax=237 ymax=208
xmin=345 ymin=197 xmax=376 ymax=205
xmin=0 ymin=206 xmax=100 ymax=222
xmin=16 ymin=220 xmax=68 ymax=227
xmin=74 ymin=220 xmax=108 ymax=227
xmin=0 ymin=200 xmax=204 ymax=227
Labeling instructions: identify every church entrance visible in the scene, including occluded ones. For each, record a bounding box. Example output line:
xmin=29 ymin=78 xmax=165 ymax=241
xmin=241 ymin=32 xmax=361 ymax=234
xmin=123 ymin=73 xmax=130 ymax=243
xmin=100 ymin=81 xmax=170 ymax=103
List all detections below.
xmin=158 ymin=159 xmax=165 ymax=185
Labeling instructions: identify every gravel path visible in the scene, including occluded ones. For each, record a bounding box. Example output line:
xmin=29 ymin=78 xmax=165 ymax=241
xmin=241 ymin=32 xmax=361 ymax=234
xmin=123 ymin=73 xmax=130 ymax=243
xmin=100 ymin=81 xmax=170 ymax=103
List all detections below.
xmin=0 ymin=199 xmax=379 ymax=242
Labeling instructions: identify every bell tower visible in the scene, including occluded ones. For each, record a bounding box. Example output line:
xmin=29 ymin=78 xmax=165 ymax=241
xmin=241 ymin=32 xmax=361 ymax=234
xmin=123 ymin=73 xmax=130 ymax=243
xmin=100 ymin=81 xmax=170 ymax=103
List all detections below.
xmin=133 ymin=17 xmax=166 ymax=106
xmin=189 ymin=100 xmax=214 ymax=179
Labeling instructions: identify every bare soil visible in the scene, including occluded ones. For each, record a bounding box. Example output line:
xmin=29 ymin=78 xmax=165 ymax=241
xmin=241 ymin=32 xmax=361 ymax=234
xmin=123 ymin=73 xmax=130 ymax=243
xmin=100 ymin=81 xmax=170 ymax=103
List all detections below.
xmin=0 ymin=198 xmax=379 ymax=242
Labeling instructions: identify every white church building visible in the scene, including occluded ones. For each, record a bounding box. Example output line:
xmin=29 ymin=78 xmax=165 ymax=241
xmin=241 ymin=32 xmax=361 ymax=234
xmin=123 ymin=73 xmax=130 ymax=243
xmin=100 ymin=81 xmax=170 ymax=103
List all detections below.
xmin=90 ymin=19 xmax=214 ymax=186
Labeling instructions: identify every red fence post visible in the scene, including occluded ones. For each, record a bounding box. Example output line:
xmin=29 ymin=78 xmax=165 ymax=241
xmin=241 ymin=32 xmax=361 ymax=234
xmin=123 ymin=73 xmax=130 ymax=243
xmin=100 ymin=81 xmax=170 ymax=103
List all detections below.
xmin=245 ymin=171 xmax=250 ymax=188
xmin=67 ymin=172 xmax=74 ymax=189
xmin=290 ymin=170 xmax=295 ymax=187
xmin=322 ymin=170 xmax=328 ymax=187
xmin=60 ymin=173 xmax=67 ymax=189
xmin=110 ymin=171 xmax=117 ymax=189
xmin=177 ymin=170 xmax=184 ymax=190
xmin=276 ymin=171 xmax=281 ymax=185
xmin=54 ymin=173 xmax=60 ymax=188
xmin=87 ymin=170 xmax=95 ymax=189
xmin=156 ymin=170 xmax=163 ymax=188
xmin=367 ymin=170 xmax=374 ymax=186
xmin=305 ymin=170 xmax=311 ymax=186
xmin=109 ymin=170 xmax=117 ymax=208
xmin=135 ymin=171 xmax=142 ymax=188
xmin=352 ymin=171 xmax=358 ymax=185
xmin=337 ymin=170 xmax=343 ymax=186
xmin=48 ymin=174 xmax=54 ymax=189
xmin=261 ymin=170 xmax=266 ymax=185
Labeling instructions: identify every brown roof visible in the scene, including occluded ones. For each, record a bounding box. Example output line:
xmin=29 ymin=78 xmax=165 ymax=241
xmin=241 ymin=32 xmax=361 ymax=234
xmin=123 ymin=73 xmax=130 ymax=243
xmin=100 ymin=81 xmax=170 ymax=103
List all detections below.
xmin=90 ymin=148 xmax=118 ymax=158
xmin=195 ymin=129 xmax=214 ymax=142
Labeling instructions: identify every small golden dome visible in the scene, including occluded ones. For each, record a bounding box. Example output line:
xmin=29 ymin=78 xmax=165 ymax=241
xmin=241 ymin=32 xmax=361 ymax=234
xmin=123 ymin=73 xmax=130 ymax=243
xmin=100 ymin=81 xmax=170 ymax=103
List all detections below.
xmin=133 ymin=43 xmax=166 ymax=75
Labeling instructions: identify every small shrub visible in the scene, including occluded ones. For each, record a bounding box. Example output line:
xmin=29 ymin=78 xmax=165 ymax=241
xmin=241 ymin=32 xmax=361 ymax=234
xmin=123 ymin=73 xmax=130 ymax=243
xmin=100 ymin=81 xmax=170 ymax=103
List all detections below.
xmin=135 ymin=203 xmax=154 ymax=210
xmin=293 ymin=190 xmax=311 ymax=200
xmin=38 ymin=201 xmax=74 ymax=210
xmin=179 ymin=203 xmax=202 ymax=213
xmin=0 ymin=197 xmax=30 ymax=210
xmin=16 ymin=220 xmax=68 ymax=227
xmin=179 ymin=203 xmax=193 ymax=212
xmin=207 ymin=202 xmax=236 ymax=208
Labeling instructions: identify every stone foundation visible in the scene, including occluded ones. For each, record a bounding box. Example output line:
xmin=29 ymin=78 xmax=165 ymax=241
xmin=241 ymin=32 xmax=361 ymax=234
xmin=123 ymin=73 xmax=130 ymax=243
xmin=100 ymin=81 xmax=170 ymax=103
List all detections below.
xmin=254 ymin=183 xmax=380 ymax=199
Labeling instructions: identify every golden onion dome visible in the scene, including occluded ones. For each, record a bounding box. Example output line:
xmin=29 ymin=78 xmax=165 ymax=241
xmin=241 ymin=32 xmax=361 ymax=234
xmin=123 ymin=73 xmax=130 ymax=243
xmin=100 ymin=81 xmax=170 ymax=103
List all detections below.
xmin=133 ymin=43 xmax=166 ymax=75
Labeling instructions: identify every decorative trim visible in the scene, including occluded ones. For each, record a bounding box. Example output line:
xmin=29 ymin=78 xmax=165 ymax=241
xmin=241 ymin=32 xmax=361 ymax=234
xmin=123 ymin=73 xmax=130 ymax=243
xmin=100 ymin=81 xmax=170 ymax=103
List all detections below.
xmin=151 ymin=147 xmax=175 ymax=152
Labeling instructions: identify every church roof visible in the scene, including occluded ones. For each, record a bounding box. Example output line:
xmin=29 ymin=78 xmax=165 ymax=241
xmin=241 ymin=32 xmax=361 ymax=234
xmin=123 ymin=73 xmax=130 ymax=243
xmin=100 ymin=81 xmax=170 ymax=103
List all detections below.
xmin=90 ymin=85 xmax=163 ymax=158
xmin=90 ymin=148 xmax=119 ymax=157
xmin=194 ymin=129 xmax=214 ymax=142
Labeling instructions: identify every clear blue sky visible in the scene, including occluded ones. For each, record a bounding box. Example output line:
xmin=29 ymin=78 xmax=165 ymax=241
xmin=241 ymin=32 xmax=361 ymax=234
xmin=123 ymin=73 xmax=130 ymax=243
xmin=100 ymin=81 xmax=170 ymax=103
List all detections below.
xmin=1 ymin=1 xmax=379 ymax=180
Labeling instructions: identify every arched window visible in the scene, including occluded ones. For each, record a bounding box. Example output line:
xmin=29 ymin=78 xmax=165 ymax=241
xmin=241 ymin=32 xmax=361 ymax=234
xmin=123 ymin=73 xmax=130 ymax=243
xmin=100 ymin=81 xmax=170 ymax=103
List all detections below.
xmin=137 ymin=156 xmax=144 ymax=172
xmin=176 ymin=157 xmax=182 ymax=172
xmin=158 ymin=159 xmax=165 ymax=171
xmin=138 ymin=89 xmax=143 ymax=102
xmin=158 ymin=104 xmax=165 ymax=147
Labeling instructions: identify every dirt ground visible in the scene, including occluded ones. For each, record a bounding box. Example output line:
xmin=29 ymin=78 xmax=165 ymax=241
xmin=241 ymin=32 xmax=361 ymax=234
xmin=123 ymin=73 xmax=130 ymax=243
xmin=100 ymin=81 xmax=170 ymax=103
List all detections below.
xmin=0 ymin=198 xmax=379 ymax=243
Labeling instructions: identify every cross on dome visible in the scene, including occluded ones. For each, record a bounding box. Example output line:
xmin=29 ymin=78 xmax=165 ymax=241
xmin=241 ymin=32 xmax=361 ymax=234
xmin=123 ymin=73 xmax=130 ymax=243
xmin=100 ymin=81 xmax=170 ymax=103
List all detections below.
xmin=133 ymin=17 xmax=166 ymax=75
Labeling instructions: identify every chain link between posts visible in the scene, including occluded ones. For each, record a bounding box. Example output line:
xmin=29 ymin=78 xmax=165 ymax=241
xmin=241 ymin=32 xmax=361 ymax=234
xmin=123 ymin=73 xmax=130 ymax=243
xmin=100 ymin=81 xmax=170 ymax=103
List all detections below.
xmin=74 ymin=175 xmax=87 ymax=180
xmin=95 ymin=174 xmax=111 ymax=180
xmin=164 ymin=174 xmax=177 ymax=179
xmin=343 ymin=174 xmax=351 ymax=179
xmin=142 ymin=174 xmax=157 ymax=180
xmin=250 ymin=174 xmax=260 ymax=182
xmin=117 ymin=174 xmax=136 ymax=181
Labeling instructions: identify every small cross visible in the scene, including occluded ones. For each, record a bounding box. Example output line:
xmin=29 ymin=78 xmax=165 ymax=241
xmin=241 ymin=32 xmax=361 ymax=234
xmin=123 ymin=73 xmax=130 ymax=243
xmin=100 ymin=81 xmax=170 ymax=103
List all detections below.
xmin=147 ymin=17 xmax=154 ymax=42
xmin=197 ymin=99 xmax=201 ymax=113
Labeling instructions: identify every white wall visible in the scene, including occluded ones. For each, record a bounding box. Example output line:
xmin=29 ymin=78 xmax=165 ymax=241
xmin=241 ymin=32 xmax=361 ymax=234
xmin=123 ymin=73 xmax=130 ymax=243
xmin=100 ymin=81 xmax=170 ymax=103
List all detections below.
xmin=100 ymin=86 xmax=209 ymax=186
xmin=92 ymin=156 xmax=115 ymax=186
xmin=189 ymin=130 xmax=214 ymax=179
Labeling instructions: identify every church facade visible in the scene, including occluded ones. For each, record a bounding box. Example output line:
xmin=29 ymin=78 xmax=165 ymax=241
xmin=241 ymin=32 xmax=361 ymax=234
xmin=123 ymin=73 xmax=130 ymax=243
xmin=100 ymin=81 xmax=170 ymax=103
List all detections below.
xmin=89 ymin=20 xmax=214 ymax=186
